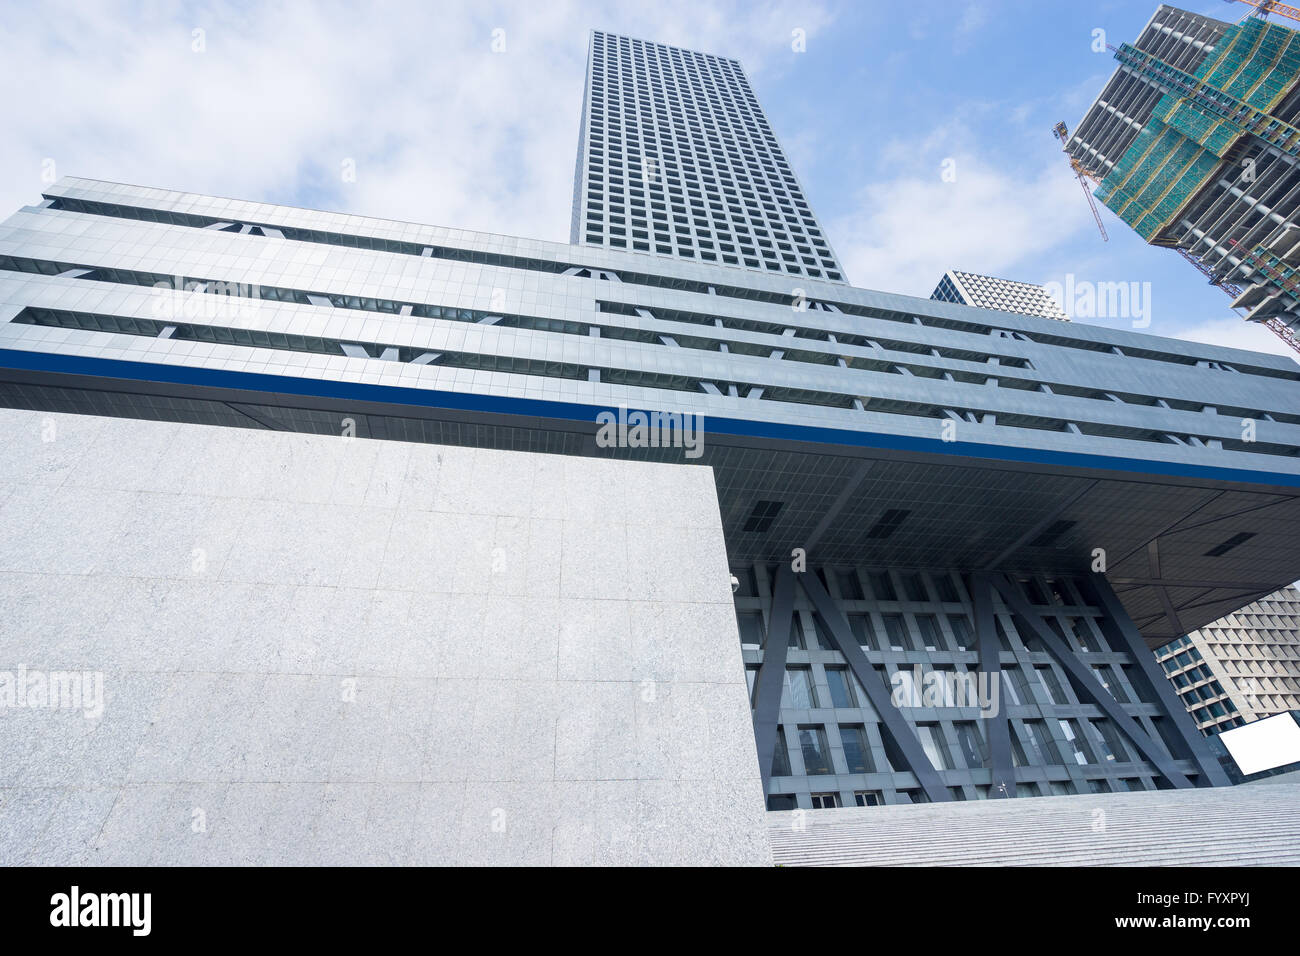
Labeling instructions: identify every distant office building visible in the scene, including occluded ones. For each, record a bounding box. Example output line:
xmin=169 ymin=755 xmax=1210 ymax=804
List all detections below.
xmin=1157 ymin=586 xmax=1300 ymax=735
xmin=1064 ymin=5 xmax=1300 ymax=346
xmin=931 ymin=270 xmax=1070 ymax=321
xmin=571 ymin=30 xmax=846 ymax=282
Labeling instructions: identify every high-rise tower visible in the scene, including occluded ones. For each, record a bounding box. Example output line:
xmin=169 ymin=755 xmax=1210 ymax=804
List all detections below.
xmin=1065 ymin=5 xmax=1300 ymax=347
xmin=571 ymin=30 xmax=846 ymax=282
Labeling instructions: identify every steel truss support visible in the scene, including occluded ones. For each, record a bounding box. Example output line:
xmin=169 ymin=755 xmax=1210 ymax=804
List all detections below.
xmin=987 ymin=573 xmax=1197 ymax=788
xmin=751 ymin=563 xmax=795 ymax=795
xmin=970 ymin=572 xmax=1016 ymax=797
xmin=1084 ymin=575 xmax=1232 ymax=787
xmin=799 ymin=571 xmax=950 ymax=803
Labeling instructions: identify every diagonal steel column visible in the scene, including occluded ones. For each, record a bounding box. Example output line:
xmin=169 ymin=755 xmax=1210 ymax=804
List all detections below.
xmin=1086 ymin=574 xmax=1231 ymax=787
xmin=971 ymin=572 xmax=1015 ymax=797
xmin=988 ymin=573 xmax=1193 ymax=788
xmin=751 ymin=562 xmax=796 ymax=796
xmin=799 ymin=570 xmax=950 ymax=803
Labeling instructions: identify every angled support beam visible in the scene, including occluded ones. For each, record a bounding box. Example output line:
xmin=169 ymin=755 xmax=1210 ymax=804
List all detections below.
xmin=985 ymin=479 xmax=1097 ymax=570
xmin=1086 ymin=575 xmax=1231 ymax=787
xmin=971 ymin=572 xmax=1015 ymax=797
xmin=751 ymin=563 xmax=796 ymax=796
xmin=802 ymin=459 xmax=873 ymax=554
xmin=987 ymin=573 xmax=1194 ymax=788
xmin=799 ymin=570 xmax=950 ymax=803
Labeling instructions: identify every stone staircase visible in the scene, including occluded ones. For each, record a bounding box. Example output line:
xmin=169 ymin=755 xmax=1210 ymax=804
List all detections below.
xmin=768 ymin=776 xmax=1300 ymax=866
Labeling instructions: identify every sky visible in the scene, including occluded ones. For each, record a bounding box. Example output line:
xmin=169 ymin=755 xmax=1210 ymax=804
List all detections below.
xmin=1 ymin=0 xmax=1294 ymax=361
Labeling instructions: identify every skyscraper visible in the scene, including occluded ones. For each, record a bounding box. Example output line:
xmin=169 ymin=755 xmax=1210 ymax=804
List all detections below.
xmin=571 ymin=30 xmax=846 ymax=281
xmin=1157 ymin=586 xmax=1300 ymax=735
xmin=931 ymin=270 xmax=1070 ymax=322
xmin=3 ymin=28 xmax=1300 ymax=866
xmin=1065 ymin=5 xmax=1300 ymax=347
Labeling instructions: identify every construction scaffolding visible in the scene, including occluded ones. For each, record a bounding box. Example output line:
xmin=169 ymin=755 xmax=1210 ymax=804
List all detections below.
xmin=1095 ymin=18 xmax=1300 ymax=242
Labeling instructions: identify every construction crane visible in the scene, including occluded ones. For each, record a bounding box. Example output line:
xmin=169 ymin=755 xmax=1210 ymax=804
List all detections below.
xmin=1051 ymin=121 xmax=1108 ymax=241
xmin=1224 ymin=0 xmax=1300 ymax=25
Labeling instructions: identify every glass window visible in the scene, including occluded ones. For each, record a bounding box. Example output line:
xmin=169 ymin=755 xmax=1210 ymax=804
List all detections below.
xmin=994 ymin=616 xmax=1018 ymax=651
xmin=736 ymin=611 xmax=764 ymax=650
xmin=1002 ymin=666 xmax=1029 ymax=706
xmin=798 ymin=725 xmax=834 ymax=774
xmin=1037 ymin=666 xmax=1067 ymax=705
xmin=1058 ymin=718 xmax=1096 ymax=765
xmin=1075 ymin=618 xmax=1108 ymax=652
xmin=915 ymin=614 xmax=946 ymax=651
xmin=1009 ymin=731 xmax=1027 ymax=767
xmin=1106 ymin=665 xmax=1130 ymax=703
xmin=854 ymin=790 xmax=883 ymax=807
xmin=825 ymin=667 xmax=857 ymax=708
xmin=810 ymin=614 xmax=837 ymax=651
xmin=869 ymin=571 xmax=897 ymax=601
xmin=849 ymin=613 xmax=878 ymax=650
xmin=934 ymin=575 xmax=960 ymax=603
xmin=947 ymin=614 xmax=974 ymax=650
xmin=918 ymin=723 xmax=953 ymax=770
xmin=839 ymin=724 xmax=874 ymax=773
xmin=836 ymin=569 xmax=864 ymax=600
xmin=766 ymin=794 xmax=797 ymax=810
xmin=782 ymin=667 xmax=818 ymax=709
xmin=1023 ymin=720 xmax=1061 ymax=765
xmin=901 ymin=572 xmax=928 ymax=602
xmin=787 ymin=617 xmax=805 ymax=650
xmin=1091 ymin=718 xmax=1129 ymax=762
xmin=882 ymin=614 xmax=911 ymax=651
xmin=771 ymin=727 xmax=792 ymax=777
xmin=810 ymin=792 xmax=840 ymax=809
xmin=955 ymin=721 xmax=987 ymax=769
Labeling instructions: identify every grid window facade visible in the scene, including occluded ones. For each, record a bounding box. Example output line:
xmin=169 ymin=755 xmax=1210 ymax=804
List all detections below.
xmin=572 ymin=30 xmax=845 ymax=282
xmin=1155 ymin=586 xmax=1300 ymax=735
xmin=931 ymin=271 xmax=1070 ymax=322
xmin=736 ymin=563 xmax=1199 ymax=809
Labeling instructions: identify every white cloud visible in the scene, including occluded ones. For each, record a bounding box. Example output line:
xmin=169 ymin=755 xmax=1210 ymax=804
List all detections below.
xmin=828 ymin=148 xmax=1089 ymax=295
xmin=1175 ymin=317 xmax=1300 ymax=364
xmin=0 ymin=0 xmax=832 ymax=244
xmin=955 ymin=3 xmax=988 ymax=37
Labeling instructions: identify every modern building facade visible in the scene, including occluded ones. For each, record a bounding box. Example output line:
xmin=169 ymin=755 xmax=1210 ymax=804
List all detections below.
xmin=1156 ymin=585 xmax=1300 ymax=735
xmin=571 ymin=30 xmax=846 ymax=282
xmin=2 ymin=31 xmax=1300 ymax=834
xmin=1065 ymin=5 xmax=1300 ymax=346
xmin=931 ymin=271 xmax=1070 ymax=322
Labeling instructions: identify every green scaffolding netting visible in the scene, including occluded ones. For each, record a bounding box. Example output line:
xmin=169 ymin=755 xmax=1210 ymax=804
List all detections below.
xmin=1096 ymin=18 xmax=1300 ymax=243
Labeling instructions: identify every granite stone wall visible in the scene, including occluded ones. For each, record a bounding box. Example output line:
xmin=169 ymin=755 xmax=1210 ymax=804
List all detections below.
xmin=0 ymin=408 xmax=771 ymax=866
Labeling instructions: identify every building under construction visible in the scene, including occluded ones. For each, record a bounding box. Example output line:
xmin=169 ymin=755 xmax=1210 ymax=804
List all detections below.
xmin=1064 ymin=4 xmax=1300 ymax=351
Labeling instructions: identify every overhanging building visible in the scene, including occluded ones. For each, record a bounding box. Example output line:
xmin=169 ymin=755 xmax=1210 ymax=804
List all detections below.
xmin=4 ymin=31 xmax=1300 ymax=860
xmin=1064 ymin=5 xmax=1300 ymax=345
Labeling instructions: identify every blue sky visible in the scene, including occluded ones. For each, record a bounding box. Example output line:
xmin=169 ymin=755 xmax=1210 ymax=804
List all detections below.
xmin=1 ymin=0 xmax=1292 ymax=359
